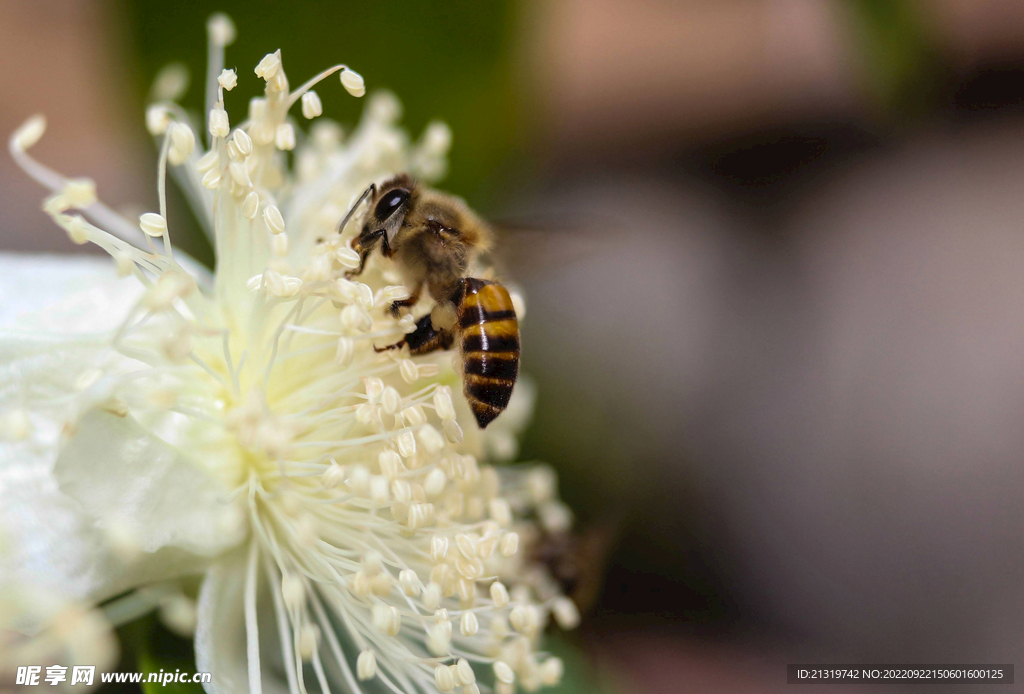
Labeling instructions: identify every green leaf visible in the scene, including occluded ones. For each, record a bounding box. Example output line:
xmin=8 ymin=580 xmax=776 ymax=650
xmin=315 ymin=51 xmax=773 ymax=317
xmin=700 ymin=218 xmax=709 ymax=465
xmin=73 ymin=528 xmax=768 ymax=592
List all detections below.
xmin=114 ymin=614 xmax=204 ymax=694
xmin=137 ymin=648 xmax=205 ymax=694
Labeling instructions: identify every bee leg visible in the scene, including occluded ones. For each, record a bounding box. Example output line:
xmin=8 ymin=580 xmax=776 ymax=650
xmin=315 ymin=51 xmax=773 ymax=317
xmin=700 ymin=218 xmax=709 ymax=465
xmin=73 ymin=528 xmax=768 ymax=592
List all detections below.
xmin=345 ymin=249 xmax=372 ymax=279
xmin=389 ymin=283 xmax=422 ymax=318
xmin=374 ymin=313 xmax=454 ymax=354
xmin=344 ymin=228 xmax=389 ymax=279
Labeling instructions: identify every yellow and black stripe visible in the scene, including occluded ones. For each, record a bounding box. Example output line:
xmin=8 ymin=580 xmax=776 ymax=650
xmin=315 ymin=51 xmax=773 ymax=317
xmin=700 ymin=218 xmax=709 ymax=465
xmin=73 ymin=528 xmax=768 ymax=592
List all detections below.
xmin=456 ymin=277 xmax=520 ymax=428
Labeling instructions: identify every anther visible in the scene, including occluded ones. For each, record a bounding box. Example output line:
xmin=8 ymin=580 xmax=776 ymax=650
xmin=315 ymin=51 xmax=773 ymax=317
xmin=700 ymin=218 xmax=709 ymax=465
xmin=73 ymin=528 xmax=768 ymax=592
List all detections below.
xmin=334 ymin=337 xmax=354 ymax=366
xmin=494 ymin=661 xmax=515 ymax=685
xmin=488 ymin=498 xmax=512 ymax=527
xmin=201 ymin=168 xmax=223 ymax=190
xmin=168 ymin=123 xmax=195 ymax=165
xmin=233 ymin=128 xmax=253 ymax=157
xmin=378 ymin=449 xmax=402 ymax=479
xmin=271 ymin=232 xmax=288 ymax=258
xmin=218 ymin=68 xmax=237 ymax=91
xmin=347 ymin=465 xmax=370 ymax=494
xmin=540 ymin=657 xmax=564 ymax=685
xmin=321 ymin=462 xmax=345 ymax=488
xmin=143 ymin=271 xmax=196 ymax=310
xmin=139 ymin=212 xmax=168 ymax=237
xmin=146 ymin=106 xmax=170 ymax=135
xmin=391 ymin=479 xmax=412 ymax=504
xmin=424 ymin=468 xmax=447 ymax=497
xmin=396 ymin=429 xmax=416 ymax=458
xmin=281 ymin=573 xmax=305 ymax=611
xmin=552 ymin=596 xmax=580 ymax=630
xmin=399 ymin=359 xmax=419 ymax=384
xmin=13 ymin=115 xmax=46 ymax=150
xmin=460 ymin=611 xmax=478 ymax=637
xmin=382 ymin=285 xmax=411 ymax=303
xmin=499 ymin=532 xmax=519 ymax=557
xmin=207 ymin=13 xmax=236 ymax=45
xmin=510 ymin=605 xmax=539 ymax=635
xmin=265 ymin=271 xmax=302 ymax=297
xmin=209 ymin=107 xmax=230 ymax=138
xmin=340 ymin=68 xmax=365 ymax=97
xmin=370 ymin=475 xmax=390 ymax=505
xmin=275 ymin=123 xmax=296 ymax=151
xmin=433 ymin=387 xmax=456 ymax=420
xmin=527 ymin=466 xmax=557 ymax=504
xmin=364 ymin=377 xmax=385 ymax=400
xmin=340 ymin=305 xmax=372 ymax=332
xmin=539 ymin=501 xmax=573 ymax=533
xmin=435 ymin=665 xmax=455 ymax=692
xmin=417 ymin=425 xmax=445 ymax=454
xmin=263 ymin=204 xmax=286 ymax=234
xmin=242 ymin=191 xmax=260 ymax=219
xmin=431 ymin=534 xmax=449 ymax=562
xmin=422 ymin=582 xmax=442 ymax=611
xmin=423 ymin=121 xmax=453 ymax=155
xmin=229 ymin=162 xmax=252 ymax=188
xmin=372 ymin=604 xmax=401 ymax=637
xmin=335 ymin=247 xmax=360 ymax=269
xmin=444 ymin=420 xmax=464 ymax=444
xmin=255 ymin=51 xmax=282 ymax=81
xmin=63 ymin=178 xmax=97 ymax=209
xmin=399 ymin=569 xmax=420 ymax=597
xmin=196 ymin=150 xmax=219 ymax=173
xmin=407 ymin=502 xmax=433 ymax=530
xmin=356 ymin=650 xmax=376 ymax=680
xmin=452 ymin=661 xmax=474 ymax=688
xmin=298 ymin=624 xmax=318 ymax=661
xmin=401 ymin=405 xmax=426 ymax=427
xmin=301 ymin=91 xmax=323 ymax=119
xmin=381 ymin=386 xmax=400 ymax=414
xmin=270 ymin=71 xmax=289 ymax=93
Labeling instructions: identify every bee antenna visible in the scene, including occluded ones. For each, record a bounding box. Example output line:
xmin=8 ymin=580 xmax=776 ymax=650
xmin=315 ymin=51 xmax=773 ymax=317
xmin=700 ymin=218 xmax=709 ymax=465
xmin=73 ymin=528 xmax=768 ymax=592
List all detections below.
xmin=336 ymin=183 xmax=377 ymax=235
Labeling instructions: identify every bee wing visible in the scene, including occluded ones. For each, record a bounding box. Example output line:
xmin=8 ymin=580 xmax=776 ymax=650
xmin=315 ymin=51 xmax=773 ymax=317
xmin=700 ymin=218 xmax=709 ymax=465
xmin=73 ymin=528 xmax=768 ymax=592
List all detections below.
xmin=565 ymin=516 xmax=622 ymax=615
xmin=481 ymin=213 xmax=614 ymax=281
xmin=530 ymin=514 xmax=622 ymax=617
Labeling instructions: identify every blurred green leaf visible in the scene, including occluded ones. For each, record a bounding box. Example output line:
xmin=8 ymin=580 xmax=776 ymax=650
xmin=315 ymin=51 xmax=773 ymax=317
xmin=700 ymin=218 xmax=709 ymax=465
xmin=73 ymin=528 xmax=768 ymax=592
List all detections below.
xmin=119 ymin=0 xmax=527 ymax=262
xmin=110 ymin=614 xmax=202 ymax=694
xmin=546 ymin=635 xmax=622 ymax=694
xmin=847 ymin=0 xmax=946 ymax=118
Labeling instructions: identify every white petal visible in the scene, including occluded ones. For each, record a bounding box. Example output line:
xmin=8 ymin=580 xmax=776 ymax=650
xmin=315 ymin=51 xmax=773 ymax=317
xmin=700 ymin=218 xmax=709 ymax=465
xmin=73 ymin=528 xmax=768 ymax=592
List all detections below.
xmin=196 ymin=549 xmax=292 ymax=694
xmin=0 ymin=251 xmax=238 ymax=603
xmin=0 ymin=441 xmax=115 ymax=600
xmin=0 ymin=334 xmax=120 ymax=600
xmin=1 ymin=409 xmax=244 ymax=603
xmin=54 ymin=409 xmax=245 ymax=557
xmin=0 ymin=253 xmax=142 ymax=332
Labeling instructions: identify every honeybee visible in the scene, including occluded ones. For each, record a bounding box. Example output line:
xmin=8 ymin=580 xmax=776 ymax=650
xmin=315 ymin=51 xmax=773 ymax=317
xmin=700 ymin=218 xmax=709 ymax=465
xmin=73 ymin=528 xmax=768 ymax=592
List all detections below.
xmin=531 ymin=521 xmax=619 ymax=618
xmin=340 ymin=174 xmax=520 ymax=428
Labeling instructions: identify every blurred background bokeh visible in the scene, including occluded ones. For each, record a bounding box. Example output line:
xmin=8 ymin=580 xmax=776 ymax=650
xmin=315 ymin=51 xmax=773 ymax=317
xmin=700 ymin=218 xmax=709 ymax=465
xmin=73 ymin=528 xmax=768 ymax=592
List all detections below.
xmin=5 ymin=0 xmax=1024 ymax=691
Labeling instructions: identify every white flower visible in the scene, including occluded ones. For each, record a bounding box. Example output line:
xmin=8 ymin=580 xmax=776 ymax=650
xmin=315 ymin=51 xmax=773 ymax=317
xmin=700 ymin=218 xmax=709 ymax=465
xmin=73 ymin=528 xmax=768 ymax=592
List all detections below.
xmin=2 ymin=13 xmax=578 ymax=694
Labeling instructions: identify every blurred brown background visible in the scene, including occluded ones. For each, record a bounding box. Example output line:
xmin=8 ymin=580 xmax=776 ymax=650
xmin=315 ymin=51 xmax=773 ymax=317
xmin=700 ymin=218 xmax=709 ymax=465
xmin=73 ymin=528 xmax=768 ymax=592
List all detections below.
xmin=5 ymin=1 xmax=1024 ymax=692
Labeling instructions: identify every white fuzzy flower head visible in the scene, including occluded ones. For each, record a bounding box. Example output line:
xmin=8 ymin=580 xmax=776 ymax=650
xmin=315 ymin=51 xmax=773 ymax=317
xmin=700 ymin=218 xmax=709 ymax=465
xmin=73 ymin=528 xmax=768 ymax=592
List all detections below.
xmin=5 ymin=15 xmax=579 ymax=694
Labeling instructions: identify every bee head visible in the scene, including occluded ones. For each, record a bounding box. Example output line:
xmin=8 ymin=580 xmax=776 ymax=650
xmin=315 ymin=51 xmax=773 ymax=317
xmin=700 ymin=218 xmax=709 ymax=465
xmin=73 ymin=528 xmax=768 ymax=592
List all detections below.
xmin=356 ymin=175 xmax=415 ymax=254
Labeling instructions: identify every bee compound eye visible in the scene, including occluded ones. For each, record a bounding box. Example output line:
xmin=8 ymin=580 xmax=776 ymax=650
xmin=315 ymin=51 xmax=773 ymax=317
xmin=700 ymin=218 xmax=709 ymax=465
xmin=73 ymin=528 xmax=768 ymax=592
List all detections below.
xmin=375 ymin=189 xmax=409 ymax=219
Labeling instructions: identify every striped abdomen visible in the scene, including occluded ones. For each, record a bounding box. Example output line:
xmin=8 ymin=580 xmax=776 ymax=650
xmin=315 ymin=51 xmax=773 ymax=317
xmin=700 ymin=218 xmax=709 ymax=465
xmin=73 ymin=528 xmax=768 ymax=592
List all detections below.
xmin=456 ymin=278 xmax=520 ymax=428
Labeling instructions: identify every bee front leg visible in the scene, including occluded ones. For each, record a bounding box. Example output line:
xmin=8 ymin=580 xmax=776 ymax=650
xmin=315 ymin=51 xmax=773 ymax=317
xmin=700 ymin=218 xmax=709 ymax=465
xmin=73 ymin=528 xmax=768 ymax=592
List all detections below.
xmin=374 ymin=313 xmax=454 ymax=354
xmin=389 ymin=283 xmax=422 ymax=318
xmin=344 ymin=229 xmax=390 ymax=279
xmin=345 ymin=250 xmax=371 ymax=279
